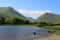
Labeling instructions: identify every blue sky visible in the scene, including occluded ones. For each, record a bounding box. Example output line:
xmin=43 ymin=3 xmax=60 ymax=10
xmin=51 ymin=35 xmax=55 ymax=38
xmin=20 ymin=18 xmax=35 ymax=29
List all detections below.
xmin=0 ymin=0 xmax=60 ymax=19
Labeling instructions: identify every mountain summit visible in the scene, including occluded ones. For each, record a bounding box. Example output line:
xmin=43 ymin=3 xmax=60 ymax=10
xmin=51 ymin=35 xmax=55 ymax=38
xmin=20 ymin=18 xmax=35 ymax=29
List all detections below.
xmin=0 ymin=7 xmax=27 ymax=20
xmin=34 ymin=12 xmax=59 ymax=23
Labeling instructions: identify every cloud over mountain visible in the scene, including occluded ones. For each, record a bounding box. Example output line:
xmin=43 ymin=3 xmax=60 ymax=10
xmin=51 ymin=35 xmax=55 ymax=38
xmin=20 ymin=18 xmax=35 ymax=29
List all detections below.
xmin=18 ymin=9 xmax=52 ymax=19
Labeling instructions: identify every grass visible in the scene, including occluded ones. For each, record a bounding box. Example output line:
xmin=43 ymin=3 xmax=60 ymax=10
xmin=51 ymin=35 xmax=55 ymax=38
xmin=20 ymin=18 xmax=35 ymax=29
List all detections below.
xmin=38 ymin=25 xmax=60 ymax=35
xmin=42 ymin=25 xmax=60 ymax=30
xmin=55 ymin=30 xmax=60 ymax=35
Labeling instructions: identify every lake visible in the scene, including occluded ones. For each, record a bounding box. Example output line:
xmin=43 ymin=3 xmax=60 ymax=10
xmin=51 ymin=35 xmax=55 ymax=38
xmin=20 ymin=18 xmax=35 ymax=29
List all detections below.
xmin=0 ymin=26 xmax=51 ymax=40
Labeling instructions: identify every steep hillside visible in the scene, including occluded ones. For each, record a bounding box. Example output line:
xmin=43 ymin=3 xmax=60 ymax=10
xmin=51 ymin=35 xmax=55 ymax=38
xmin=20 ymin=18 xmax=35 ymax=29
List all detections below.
xmin=0 ymin=7 xmax=27 ymax=20
xmin=53 ymin=16 xmax=60 ymax=24
xmin=35 ymin=12 xmax=59 ymax=23
xmin=0 ymin=12 xmax=9 ymax=18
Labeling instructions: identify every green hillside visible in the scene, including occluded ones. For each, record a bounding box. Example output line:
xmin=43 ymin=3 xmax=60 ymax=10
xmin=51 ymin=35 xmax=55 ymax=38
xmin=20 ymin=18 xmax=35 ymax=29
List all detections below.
xmin=0 ymin=12 xmax=9 ymax=18
xmin=0 ymin=7 xmax=27 ymax=20
xmin=53 ymin=17 xmax=60 ymax=24
xmin=0 ymin=7 xmax=60 ymax=25
xmin=35 ymin=12 xmax=59 ymax=23
xmin=0 ymin=7 xmax=31 ymax=24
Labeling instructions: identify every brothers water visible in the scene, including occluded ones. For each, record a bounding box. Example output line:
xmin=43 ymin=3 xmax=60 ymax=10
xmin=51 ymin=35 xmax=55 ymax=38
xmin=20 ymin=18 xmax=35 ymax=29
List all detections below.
xmin=0 ymin=26 xmax=50 ymax=40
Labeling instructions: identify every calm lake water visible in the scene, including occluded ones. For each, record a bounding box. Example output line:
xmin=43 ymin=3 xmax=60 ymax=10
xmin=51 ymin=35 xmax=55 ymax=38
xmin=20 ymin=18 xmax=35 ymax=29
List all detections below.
xmin=0 ymin=26 xmax=51 ymax=40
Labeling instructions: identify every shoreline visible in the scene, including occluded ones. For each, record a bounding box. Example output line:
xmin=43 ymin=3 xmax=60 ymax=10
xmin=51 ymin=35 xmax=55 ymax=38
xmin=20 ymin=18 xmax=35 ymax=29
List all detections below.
xmin=25 ymin=34 xmax=60 ymax=40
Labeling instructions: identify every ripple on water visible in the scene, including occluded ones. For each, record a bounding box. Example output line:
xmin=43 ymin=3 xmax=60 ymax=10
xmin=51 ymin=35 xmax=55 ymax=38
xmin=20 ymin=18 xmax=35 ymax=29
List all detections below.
xmin=0 ymin=26 xmax=51 ymax=40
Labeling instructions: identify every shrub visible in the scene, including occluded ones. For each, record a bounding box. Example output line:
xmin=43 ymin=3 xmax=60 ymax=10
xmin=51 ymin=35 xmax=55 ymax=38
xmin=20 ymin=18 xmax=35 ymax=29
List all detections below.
xmin=48 ymin=29 xmax=56 ymax=33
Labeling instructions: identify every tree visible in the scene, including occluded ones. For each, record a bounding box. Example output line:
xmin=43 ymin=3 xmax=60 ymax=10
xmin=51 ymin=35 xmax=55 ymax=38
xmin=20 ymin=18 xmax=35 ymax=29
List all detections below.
xmin=34 ymin=22 xmax=37 ymax=24
xmin=39 ymin=22 xmax=47 ymax=24
xmin=0 ymin=17 xmax=5 ymax=24
xmin=24 ymin=20 xmax=30 ymax=24
xmin=5 ymin=18 xmax=13 ymax=24
xmin=12 ymin=18 xmax=25 ymax=24
xmin=38 ymin=22 xmax=47 ymax=27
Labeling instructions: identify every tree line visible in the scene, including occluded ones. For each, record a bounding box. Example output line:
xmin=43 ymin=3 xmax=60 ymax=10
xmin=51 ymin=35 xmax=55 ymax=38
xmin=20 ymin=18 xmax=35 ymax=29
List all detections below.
xmin=0 ymin=17 xmax=30 ymax=24
xmin=38 ymin=22 xmax=60 ymax=27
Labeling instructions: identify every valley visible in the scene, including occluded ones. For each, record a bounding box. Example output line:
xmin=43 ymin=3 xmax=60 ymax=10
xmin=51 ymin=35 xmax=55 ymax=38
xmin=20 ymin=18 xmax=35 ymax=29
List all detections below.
xmin=0 ymin=7 xmax=60 ymax=36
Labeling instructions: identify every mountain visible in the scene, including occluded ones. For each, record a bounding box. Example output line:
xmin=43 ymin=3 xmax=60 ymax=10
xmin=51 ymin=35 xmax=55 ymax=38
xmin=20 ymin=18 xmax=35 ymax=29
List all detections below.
xmin=53 ymin=16 xmax=60 ymax=24
xmin=0 ymin=7 xmax=27 ymax=20
xmin=34 ymin=12 xmax=60 ymax=23
xmin=26 ymin=17 xmax=34 ymax=23
xmin=0 ymin=12 xmax=9 ymax=18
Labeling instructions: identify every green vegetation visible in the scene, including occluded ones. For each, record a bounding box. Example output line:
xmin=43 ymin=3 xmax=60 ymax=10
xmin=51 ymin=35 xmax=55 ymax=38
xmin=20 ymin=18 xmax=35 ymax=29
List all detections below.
xmin=0 ymin=7 xmax=27 ymax=20
xmin=38 ymin=22 xmax=54 ymax=27
xmin=43 ymin=26 xmax=60 ymax=30
xmin=54 ymin=30 xmax=60 ymax=35
xmin=48 ymin=29 xmax=56 ymax=33
xmin=0 ymin=17 xmax=30 ymax=24
xmin=48 ymin=29 xmax=60 ymax=35
xmin=0 ymin=6 xmax=60 ymax=35
xmin=0 ymin=7 xmax=34 ymax=25
xmin=38 ymin=22 xmax=60 ymax=35
xmin=0 ymin=17 xmax=5 ymax=24
xmin=34 ymin=12 xmax=60 ymax=35
xmin=34 ymin=13 xmax=59 ymax=23
xmin=53 ymin=17 xmax=60 ymax=24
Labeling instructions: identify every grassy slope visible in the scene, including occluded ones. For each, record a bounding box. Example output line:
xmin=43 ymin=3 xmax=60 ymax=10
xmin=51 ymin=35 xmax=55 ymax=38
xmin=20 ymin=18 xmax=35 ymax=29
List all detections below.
xmin=44 ymin=26 xmax=60 ymax=29
xmin=35 ymin=13 xmax=59 ymax=23
xmin=53 ymin=17 xmax=60 ymax=24
xmin=0 ymin=7 xmax=27 ymax=20
xmin=40 ymin=25 xmax=60 ymax=35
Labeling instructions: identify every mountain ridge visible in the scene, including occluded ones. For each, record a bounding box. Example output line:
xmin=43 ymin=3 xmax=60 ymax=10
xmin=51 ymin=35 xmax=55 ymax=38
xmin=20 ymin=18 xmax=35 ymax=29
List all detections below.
xmin=34 ymin=12 xmax=60 ymax=23
xmin=0 ymin=7 xmax=27 ymax=20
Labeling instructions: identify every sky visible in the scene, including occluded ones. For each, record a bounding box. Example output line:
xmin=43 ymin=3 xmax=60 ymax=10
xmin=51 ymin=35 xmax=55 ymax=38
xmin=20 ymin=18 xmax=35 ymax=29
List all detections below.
xmin=0 ymin=0 xmax=60 ymax=19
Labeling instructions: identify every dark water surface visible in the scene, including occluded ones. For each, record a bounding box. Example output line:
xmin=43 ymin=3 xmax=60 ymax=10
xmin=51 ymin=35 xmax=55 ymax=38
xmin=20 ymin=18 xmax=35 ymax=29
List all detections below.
xmin=0 ymin=26 xmax=50 ymax=40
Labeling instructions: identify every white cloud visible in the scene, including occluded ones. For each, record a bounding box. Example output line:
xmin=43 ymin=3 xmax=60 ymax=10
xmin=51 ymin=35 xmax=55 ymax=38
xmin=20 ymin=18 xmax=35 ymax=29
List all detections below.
xmin=18 ymin=9 xmax=52 ymax=19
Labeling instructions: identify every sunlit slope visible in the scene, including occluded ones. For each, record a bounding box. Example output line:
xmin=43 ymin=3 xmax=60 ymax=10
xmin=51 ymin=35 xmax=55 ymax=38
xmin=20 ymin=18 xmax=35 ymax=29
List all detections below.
xmin=0 ymin=7 xmax=27 ymax=20
xmin=35 ymin=12 xmax=59 ymax=23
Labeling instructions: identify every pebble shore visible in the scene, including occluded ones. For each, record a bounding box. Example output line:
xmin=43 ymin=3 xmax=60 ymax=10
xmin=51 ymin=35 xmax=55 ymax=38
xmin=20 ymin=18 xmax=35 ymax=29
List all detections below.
xmin=24 ymin=34 xmax=60 ymax=40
